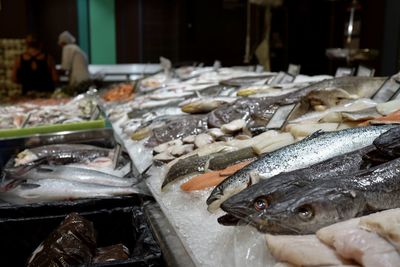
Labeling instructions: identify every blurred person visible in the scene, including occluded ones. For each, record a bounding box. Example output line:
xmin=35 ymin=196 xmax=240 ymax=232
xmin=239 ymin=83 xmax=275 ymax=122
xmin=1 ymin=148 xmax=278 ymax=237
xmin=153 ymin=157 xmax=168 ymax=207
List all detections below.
xmin=58 ymin=31 xmax=91 ymax=86
xmin=12 ymin=34 xmax=58 ymax=95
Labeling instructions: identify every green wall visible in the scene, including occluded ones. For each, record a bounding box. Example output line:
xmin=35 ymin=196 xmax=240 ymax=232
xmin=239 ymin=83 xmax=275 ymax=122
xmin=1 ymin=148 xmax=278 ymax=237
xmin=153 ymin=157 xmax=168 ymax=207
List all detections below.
xmin=77 ymin=0 xmax=90 ymax=58
xmin=88 ymin=0 xmax=116 ymax=64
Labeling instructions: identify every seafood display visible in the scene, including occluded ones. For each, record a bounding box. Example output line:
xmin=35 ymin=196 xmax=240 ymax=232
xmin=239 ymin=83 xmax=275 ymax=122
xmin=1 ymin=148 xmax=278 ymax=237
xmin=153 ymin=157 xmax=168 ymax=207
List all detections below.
xmin=3 ymin=64 xmax=400 ymax=267
xmin=0 ymin=96 xmax=101 ymax=131
xmin=99 ymin=65 xmax=400 ymax=267
xmin=0 ymin=143 xmax=143 ymax=204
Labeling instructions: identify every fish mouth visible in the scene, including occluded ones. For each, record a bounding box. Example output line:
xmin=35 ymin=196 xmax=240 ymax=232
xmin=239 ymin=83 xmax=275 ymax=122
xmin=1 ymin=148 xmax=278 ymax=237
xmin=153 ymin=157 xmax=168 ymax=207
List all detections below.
xmin=217 ymin=214 xmax=241 ymax=226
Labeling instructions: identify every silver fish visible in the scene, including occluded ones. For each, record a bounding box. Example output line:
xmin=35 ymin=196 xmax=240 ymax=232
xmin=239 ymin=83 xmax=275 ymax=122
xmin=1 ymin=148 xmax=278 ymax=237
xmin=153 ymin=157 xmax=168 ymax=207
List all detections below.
xmin=240 ymin=157 xmax=400 ymax=234
xmin=10 ymin=165 xmax=136 ymax=187
xmin=0 ymin=179 xmax=140 ymax=205
xmin=207 ymin=125 xmax=396 ymax=212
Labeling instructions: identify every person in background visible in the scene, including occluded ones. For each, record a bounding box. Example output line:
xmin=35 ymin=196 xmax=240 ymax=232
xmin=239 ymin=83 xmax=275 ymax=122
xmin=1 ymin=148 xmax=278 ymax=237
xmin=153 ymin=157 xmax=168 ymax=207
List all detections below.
xmin=12 ymin=34 xmax=58 ymax=95
xmin=58 ymin=31 xmax=91 ymax=86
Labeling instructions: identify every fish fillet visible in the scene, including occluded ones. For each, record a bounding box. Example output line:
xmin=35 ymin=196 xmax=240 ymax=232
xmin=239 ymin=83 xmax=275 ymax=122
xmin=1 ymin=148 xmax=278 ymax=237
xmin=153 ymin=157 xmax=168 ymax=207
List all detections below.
xmin=316 ymin=218 xmax=360 ymax=246
xmin=359 ymin=208 xmax=400 ymax=253
xmin=266 ymin=234 xmax=350 ymax=266
xmin=333 ymin=228 xmax=400 ymax=267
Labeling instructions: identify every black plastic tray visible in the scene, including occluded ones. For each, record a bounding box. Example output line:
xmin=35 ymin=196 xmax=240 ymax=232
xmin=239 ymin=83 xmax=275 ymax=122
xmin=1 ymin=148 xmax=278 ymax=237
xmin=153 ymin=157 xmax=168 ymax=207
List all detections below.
xmin=0 ymin=204 xmax=163 ymax=267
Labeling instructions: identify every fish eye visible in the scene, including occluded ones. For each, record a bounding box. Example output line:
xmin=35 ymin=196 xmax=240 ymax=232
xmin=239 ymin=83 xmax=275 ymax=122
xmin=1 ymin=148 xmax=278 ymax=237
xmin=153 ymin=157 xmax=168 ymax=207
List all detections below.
xmin=254 ymin=197 xmax=269 ymax=211
xmin=296 ymin=204 xmax=314 ymax=221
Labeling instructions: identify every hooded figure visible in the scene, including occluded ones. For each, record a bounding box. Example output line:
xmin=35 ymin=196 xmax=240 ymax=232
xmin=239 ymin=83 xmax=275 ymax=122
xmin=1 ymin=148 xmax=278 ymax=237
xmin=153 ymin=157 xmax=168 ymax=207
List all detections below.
xmin=58 ymin=31 xmax=90 ymax=85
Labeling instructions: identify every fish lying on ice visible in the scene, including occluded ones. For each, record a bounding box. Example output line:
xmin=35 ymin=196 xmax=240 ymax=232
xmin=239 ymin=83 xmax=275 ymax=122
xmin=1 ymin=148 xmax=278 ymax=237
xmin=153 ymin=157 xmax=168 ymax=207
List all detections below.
xmin=237 ymin=156 xmax=400 ymax=234
xmin=207 ymin=125 xmax=396 ymax=212
xmin=8 ymin=165 xmax=136 ymax=187
xmin=218 ymin=145 xmax=376 ymax=227
xmin=0 ymin=179 xmax=141 ymax=205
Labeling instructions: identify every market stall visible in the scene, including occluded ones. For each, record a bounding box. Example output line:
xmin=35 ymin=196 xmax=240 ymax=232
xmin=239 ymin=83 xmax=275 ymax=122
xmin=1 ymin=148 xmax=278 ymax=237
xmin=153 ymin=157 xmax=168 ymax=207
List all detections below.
xmin=1 ymin=62 xmax=400 ymax=266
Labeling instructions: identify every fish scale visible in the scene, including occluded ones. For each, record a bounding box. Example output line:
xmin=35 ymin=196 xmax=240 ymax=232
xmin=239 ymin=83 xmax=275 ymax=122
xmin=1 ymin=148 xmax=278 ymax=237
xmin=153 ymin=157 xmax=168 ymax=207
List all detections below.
xmin=207 ymin=125 xmax=397 ymax=212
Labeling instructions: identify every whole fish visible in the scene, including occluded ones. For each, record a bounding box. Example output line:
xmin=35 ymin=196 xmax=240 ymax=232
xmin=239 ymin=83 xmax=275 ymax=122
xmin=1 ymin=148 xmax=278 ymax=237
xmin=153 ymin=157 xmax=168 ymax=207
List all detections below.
xmin=227 ymin=157 xmax=400 ymax=235
xmin=10 ymin=165 xmax=136 ymax=187
xmin=162 ymin=147 xmax=257 ymax=189
xmin=208 ymin=77 xmax=386 ymax=128
xmin=207 ymin=125 xmax=396 ymax=212
xmin=13 ymin=144 xmax=112 ymax=167
xmin=218 ymin=145 xmax=376 ymax=226
xmin=0 ymin=179 xmax=141 ymax=205
xmin=145 ymin=115 xmax=209 ymax=147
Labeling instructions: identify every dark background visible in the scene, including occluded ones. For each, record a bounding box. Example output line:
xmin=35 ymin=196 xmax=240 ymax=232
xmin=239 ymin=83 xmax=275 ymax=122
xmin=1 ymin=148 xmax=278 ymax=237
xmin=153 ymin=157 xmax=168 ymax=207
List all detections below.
xmin=0 ymin=0 xmax=399 ymax=76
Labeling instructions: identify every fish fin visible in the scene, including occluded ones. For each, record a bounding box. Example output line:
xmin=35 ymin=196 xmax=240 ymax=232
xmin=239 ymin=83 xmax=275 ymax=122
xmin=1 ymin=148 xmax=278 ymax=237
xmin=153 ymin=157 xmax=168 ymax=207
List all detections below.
xmin=303 ymin=130 xmax=325 ymax=140
xmin=249 ymin=171 xmax=262 ymax=185
xmin=0 ymin=179 xmax=26 ymax=192
xmin=19 ymin=183 xmax=41 ymax=189
xmin=36 ymin=166 xmax=55 ymax=173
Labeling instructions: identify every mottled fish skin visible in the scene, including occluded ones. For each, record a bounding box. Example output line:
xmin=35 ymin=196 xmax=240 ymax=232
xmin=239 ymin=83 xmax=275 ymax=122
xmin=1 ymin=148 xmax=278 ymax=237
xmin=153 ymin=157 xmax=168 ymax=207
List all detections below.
xmin=373 ymin=126 xmax=400 ymax=157
xmin=146 ymin=115 xmax=208 ymax=147
xmin=162 ymin=154 xmax=212 ymax=189
xmin=207 ymin=125 xmax=396 ymax=212
xmin=208 ymin=147 xmax=257 ymax=171
xmin=245 ymin=157 xmax=400 ymax=235
xmin=219 ymin=145 xmax=375 ymax=226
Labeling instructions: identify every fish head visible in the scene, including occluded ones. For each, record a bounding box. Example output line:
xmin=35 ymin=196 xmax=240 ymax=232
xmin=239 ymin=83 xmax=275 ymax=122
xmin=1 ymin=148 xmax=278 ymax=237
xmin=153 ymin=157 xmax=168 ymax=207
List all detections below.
xmin=221 ymin=186 xmax=364 ymax=234
xmin=247 ymin=185 xmax=365 ymax=234
xmin=219 ymin=173 xmax=314 ymax=229
xmin=206 ymin=167 xmax=255 ymax=213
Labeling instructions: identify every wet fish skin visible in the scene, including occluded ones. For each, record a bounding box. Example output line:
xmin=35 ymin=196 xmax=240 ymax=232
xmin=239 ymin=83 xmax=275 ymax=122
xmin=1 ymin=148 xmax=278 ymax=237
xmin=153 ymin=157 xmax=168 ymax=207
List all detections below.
xmin=245 ymin=157 xmax=400 ymax=235
xmin=0 ymin=179 xmax=140 ymax=205
xmin=146 ymin=115 xmax=209 ymax=147
xmin=13 ymin=144 xmax=111 ymax=167
xmin=11 ymin=165 xmax=136 ymax=187
xmin=207 ymin=125 xmax=396 ymax=212
xmin=219 ymin=145 xmax=375 ymax=226
xmin=207 ymin=147 xmax=257 ymax=171
xmin=162 ymin=154 xmax=212 ymax=189
xmin=373 ymin=126 xmax=400 ymax=157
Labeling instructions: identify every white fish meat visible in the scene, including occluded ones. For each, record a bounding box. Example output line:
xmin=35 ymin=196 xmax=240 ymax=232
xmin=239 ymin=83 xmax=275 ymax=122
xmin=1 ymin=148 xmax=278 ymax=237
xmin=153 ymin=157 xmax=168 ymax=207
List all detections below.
xmin=266 ymin=234 xmax=351 ymax=266
xmin=359 ymin=208 xmax=400 ymax=252
xmin=221 ymin=119 xmax=246 ymax=133
xmin=333 ymin=228 xmax=400 ymax=267
xmin=0 ymin=179 xmax=140 ymax=204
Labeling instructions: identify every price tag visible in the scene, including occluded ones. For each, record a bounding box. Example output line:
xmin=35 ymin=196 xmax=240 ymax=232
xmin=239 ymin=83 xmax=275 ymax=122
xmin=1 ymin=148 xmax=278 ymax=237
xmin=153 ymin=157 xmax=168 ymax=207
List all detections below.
xmin=287 ymin=64 xmax=301 ymax=76
xmin=372 ymin=78 xmax=400 ymax=102
xmin=267 ymin=103 xmax=297 ymax=130
xmin=335 ymin=67 xmax=355 ymax=77
xmin=356 ymin=65 xmax=375 ymax=77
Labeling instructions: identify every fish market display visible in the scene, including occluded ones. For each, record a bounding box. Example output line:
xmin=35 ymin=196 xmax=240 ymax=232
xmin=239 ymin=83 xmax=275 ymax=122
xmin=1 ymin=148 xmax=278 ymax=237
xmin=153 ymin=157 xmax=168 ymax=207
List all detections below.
xmin=207 ymin=125 xmax=395 ymax=212
xmin=0 ymin=96 xmax=99 ymax=130
xmin=98 ymin=64 xmax=400 ymax=267
xmin=0 ymin=143 xmax=142 ymax=204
